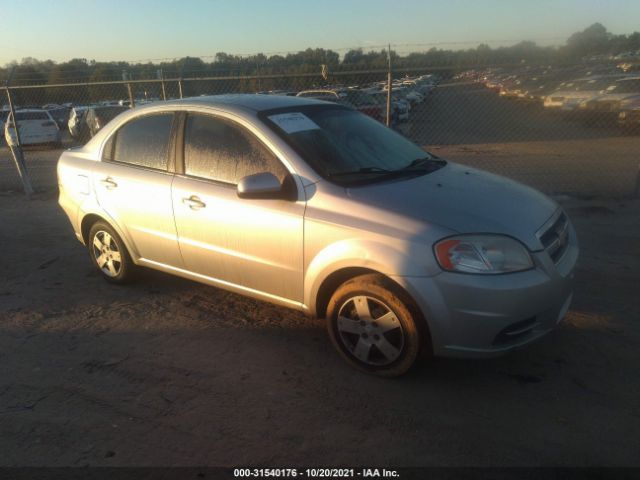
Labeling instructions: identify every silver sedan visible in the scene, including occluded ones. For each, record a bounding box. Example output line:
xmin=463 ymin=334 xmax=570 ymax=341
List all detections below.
xmin=57 ymin=95 xmax=578 ymax=377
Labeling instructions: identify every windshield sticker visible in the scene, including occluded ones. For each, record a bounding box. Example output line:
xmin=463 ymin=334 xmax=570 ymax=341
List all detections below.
xmin=268 ymin=112 xmax=320 ymax=134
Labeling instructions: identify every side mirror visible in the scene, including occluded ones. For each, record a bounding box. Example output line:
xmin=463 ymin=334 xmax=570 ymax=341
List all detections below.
xmin=237 ymin=172 xmax=288 ymax=200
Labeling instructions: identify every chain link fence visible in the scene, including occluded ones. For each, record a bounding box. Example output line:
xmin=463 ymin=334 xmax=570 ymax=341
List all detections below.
xmin=2 ymin=64 xmax=639 ymax=196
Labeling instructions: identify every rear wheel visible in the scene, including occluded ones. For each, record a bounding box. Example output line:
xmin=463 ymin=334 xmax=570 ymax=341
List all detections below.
xmin=88 ymin=221 xmax=135 ymax=284
xmin=326 ymin=274 xmax=425 ymax=377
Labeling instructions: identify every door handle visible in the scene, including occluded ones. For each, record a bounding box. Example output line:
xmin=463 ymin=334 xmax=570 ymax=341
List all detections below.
xmin=100 ymin=177 xmax=118 ymax=189
xmin=182 ymin=195 xmax=206 ymax=210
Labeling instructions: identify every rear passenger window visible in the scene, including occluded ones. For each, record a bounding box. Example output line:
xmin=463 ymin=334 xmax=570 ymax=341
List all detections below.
xmin=184 ymin=114 xmax=287 ymax=184
xmin=106 ymin=114 xmax=173 ymax=170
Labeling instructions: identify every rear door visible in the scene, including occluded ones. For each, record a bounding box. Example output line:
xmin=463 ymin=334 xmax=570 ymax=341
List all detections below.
xmin=171 ymin=112 xmax=304 ymax=303
xmin=92 ymin=112 xmax=183 ymax=268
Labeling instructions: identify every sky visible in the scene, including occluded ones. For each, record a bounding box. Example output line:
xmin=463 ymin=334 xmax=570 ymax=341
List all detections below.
xmin=1 ymin=0 xmax=639 ymax=65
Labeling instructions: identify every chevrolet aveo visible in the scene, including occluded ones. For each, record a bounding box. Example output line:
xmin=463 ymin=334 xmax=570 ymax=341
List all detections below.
xmin=57 ymin=95 xmax=578 ymax=377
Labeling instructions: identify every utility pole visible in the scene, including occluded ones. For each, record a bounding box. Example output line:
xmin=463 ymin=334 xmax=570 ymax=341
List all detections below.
xmin=4 ymin=68 xmax=33 ymax=196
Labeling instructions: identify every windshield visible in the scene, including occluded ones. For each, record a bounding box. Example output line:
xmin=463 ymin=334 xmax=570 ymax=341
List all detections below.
xmin=15 ymin=111 xmax=50 ymax=121
xmin=261 ymin=105 xmax=443 ymax=185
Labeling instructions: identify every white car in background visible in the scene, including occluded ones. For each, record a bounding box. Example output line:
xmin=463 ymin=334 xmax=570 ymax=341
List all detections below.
xmin=543 ymin=75 xmax=627 ymax=112
xmin=4 ymin=109 xmax=61 ymax=147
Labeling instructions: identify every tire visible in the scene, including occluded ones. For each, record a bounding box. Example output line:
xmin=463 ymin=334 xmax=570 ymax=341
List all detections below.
xmin=326 ymin=273 xmax=427 ymax=377
xmin=88 ymin=221 xmax=136 ymax=284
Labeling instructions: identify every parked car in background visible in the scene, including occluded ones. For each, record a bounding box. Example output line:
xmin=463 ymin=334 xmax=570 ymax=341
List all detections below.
xmin=367 ymin=90 xmax=409 ymax=124
xmin=617 ymin=96 xmax=640 ymax=130
xmin=390 ymin=85 xmax=424 ymax=105
xmin=45 ymin=106 xmax=71 ymax=129
xmin=297 ymin=89 xmax=382 ymax=121
xmin=543 ymin=75 xmax=627 ymax=112
xmin=57 ymin=94 xmax=577 ymax=377
xmin=84 ymin=105 xmax=129 ymax=138
xmin=0 ymin=109 xmax=9 ymax=140
xmin=577 ymin=76 xmax=640 ymax=124
xmin=4 ymin=109 xmax=60 ymax=147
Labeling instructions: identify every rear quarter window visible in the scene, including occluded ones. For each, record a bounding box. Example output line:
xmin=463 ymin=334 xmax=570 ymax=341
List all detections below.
xmin=104 ymin=113 xmax=174 ymax=170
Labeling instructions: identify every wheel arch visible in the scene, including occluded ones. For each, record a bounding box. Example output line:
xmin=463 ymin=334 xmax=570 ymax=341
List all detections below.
xmin=320 ymin=269 xmax=435 ymax=362
xmin=79 ymin=212 xmax=139 ymax=261
xmin=314 ymin=268 xmax=430 ymax=340
xmin=80 ymin=213 xmax=104 ymax=245
xmin=314 ymin=266 xmax=378 ymax=319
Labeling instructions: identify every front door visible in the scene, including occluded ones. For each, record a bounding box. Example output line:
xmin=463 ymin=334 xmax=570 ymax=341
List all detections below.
xmin=172 ymin=112 xmax=304 ymax=303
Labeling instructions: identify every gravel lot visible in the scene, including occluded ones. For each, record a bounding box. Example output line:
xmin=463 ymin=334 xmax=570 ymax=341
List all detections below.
xmin=0 ymin=193 xmax=639 ymax=467
xmin=1 ymin=84 xmax=639 ymax=467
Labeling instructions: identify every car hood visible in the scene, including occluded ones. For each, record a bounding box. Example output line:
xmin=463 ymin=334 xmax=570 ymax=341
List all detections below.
xmin=346 ymin=162 xmax=558 ymax=251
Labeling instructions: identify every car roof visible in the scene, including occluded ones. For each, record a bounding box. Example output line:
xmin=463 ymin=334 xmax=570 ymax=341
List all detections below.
xmin=159 ymin=94 xmax=326 ymax=113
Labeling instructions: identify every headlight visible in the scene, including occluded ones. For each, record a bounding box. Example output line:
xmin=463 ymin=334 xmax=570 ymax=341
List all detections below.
xmin=434 ymin=235 xmax=533 ymax=274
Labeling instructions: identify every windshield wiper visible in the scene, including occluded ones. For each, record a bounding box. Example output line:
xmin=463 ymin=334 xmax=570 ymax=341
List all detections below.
xmin=329 ymin=158 xmax=446 ymax=181
xmin=401 ymin=156 xmax=446 ymax=171
xmin=329 ymin=166 xmax=393 ymax=177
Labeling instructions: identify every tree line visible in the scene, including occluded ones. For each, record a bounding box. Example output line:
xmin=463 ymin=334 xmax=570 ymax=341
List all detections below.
xmin=2 ymin=23 xmax=640 ymax=107
xmin=1 ymin=23 xmax=639 ymax=87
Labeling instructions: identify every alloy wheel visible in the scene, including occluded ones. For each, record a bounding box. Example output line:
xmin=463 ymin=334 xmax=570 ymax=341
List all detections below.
xmin=336 ymin=295 xmax=405 ymax=366
xmin=92 ymin=230 xmax=122 ymax=277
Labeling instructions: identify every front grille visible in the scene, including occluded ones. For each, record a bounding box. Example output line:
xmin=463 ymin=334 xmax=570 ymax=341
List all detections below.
xmin=540 ymin=213 xmax=570 ymax=263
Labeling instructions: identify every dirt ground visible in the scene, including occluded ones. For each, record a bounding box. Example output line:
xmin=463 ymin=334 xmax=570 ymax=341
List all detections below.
xmin=0 ymin=191 xmax=639 ymax=467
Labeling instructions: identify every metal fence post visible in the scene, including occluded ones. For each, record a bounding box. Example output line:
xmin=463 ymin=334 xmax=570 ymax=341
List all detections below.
xmin=127 ymin=82 xmax=135 ymax=108
xmin=178 ymin=78 xmax=184 ymax=99
xmin=122 ymin=70 xmax=135 ymax=108
xmin=386 ymin=44 xmax=393 ymax=127
xmin=160 ymin=70 xmax=167 ymax=101
xmin=4 ymin=80 xmax=34 ymax=196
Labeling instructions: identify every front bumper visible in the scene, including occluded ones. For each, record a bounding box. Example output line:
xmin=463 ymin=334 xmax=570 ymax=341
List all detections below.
xmin=393 ymin=223 xmax=579 ymax=358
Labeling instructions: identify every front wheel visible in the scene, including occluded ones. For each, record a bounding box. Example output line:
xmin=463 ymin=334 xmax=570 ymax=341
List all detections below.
xmin=88 ymin=221 xmax=136 ymax=284
xmin=326 ymin=274 xmax=425 ymax=377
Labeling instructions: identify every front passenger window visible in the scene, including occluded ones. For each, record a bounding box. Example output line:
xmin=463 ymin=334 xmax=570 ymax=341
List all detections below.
xmin=184 ymin=114 xmax=288 ymax=184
